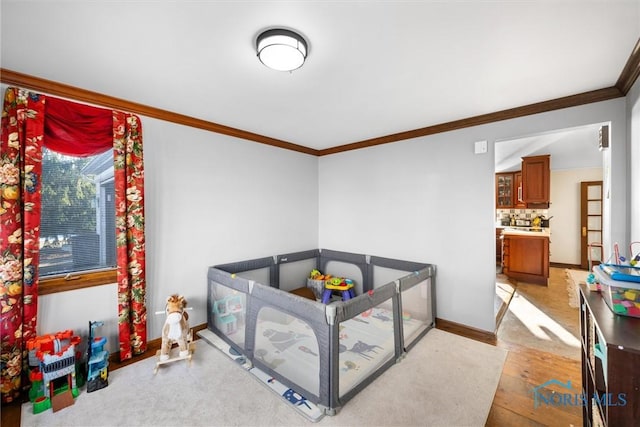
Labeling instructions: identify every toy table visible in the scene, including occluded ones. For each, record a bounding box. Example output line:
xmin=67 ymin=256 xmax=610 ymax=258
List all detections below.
xmin=321 ymin=282 xmax=355 ymax=304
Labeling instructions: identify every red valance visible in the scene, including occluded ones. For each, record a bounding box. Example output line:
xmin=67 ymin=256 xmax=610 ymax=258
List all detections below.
xmin=44 ymin=96 xmax=113 ymax=157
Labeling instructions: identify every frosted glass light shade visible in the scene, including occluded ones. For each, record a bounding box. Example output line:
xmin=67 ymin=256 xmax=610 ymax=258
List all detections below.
xmin=257 ymin=29 xmax=308 ymax=72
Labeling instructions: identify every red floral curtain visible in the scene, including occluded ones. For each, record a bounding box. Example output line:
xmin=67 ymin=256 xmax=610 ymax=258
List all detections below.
xmin=113 ymin=111 xmax=147 ymax=360
xmin=0 ymin=88 xmax=146 ymax=403
xmin=0 ymin=88 xmax=45 ymax=404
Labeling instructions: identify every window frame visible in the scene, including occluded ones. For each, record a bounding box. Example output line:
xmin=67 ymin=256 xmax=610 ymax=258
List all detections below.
xmin=38 ymin=148 xmax=117 ymax=295
xmin=38 ymin=268 xmax=117 ymax=295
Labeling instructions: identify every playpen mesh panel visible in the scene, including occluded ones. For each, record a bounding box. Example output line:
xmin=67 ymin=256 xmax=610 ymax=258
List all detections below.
xmin=237 ymin=267 xmax=271 ymax=287
xmin=279 ymin=258 xmax=317 ymax=292
xmin=210 ymin=281 xmax=248 ymax=349
xmin=254 ymin=306 xmax=321 ymax=397
xmin=337 ymin=298 xmax=396 ymax=399
xmin=400 ymin=277 xmax=432 ymax=347
xmin=372 ymin=265 xmax=405 ymax=289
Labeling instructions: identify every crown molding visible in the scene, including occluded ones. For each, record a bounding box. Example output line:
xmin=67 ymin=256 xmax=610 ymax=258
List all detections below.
xmin=318 ymin=86 xmax=624 ymax=156
xmin=616 ymin=37 xmax=640 ymax=95
xmin=0 ymin=68 xmax=319 ymax=156
xmin=2 ymin=57 xmax=635 ymax=157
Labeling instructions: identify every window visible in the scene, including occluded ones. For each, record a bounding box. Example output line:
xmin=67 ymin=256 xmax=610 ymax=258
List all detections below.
xmin=39 ymin=147 xmax=116 ymax=291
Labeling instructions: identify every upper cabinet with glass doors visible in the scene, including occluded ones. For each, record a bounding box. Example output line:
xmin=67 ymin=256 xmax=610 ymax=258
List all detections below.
xmin=496 ymin=173 xmax=514 ymax=208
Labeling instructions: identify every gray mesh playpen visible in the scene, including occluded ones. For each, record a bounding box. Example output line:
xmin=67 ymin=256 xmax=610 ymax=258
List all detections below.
xmin=207 ymin=249 xmax=436 ymax=415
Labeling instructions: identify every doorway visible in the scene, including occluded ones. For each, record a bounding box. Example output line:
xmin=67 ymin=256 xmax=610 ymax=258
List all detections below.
xmin=494 ymin=123 xmax=605 ymax=332
xmin=580 ymin=181 xmax=603 ymax=269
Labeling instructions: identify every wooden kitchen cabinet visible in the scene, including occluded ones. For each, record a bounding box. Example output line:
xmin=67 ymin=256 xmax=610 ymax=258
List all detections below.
xmin=579 ymin=284 xmax=640 ymax=427
xmin=496 ymin=228 xmax=502 ymax=262
xmin=513 ymin=171 xmax=526 ymax=208
xmin=522 ymin=155 xmax=550 ymax=208
xmin=496 ymin=173 xmax=514 ymax=208
xmin=496 ymin=155 xmax=550 ymax=210
xmin=502 ymin=234 xmax=549 ymax=285
xmin=502 ymin=236 xmax=510 ymax=271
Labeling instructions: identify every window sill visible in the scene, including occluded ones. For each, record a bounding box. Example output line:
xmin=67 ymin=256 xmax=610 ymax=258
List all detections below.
xmin=39 ymin=269 xmax=117 ymax=295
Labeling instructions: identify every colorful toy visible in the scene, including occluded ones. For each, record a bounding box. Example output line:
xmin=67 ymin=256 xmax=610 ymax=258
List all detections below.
xmin=213 ymin=294 xmax=244 ymax=334
xmin=321 ymin=277 xmax=355 ymax=303
xmin=27 ymin=330 xmax=81 ymax=413
xmin=586 ymin=273 xmax=599 ymax=291
xmin=309 ymin=269 xmax=332 ymax=281
xmin=86 ymin=321 xmax=109 ymax=393
xmin=154 ymin=294 xmax=195 ymax=373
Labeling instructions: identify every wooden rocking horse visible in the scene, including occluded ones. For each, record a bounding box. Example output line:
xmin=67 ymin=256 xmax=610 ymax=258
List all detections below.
xmin=154 ymin=294 xmax=195 ymax=374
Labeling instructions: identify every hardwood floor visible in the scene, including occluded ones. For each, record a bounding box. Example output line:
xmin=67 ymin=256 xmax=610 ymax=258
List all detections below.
xmin=487 ymin=267 xmax=583 ymax=426
xmin=1 ymin=401 xmax=20 ymax=427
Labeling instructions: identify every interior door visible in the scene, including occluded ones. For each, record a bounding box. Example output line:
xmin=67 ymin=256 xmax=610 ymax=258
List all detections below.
xmin=580 ymin=181 xmax=603 ymax=269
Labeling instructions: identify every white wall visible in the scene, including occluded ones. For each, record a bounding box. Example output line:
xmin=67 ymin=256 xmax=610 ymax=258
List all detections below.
xmin=38 ymin=284 xmax=119 ymax=353
xmin=38 ymin=117 xmax=319 ymax=353
xmin=549 ymin=168 xmax=603 ymax=265
xmin=30 ymin=90 xmax=633 ymax=342
xmin=629 ymin=78 xmax=640 ymax=243
xmin=319 ymin=98 xmax=627 ymax=333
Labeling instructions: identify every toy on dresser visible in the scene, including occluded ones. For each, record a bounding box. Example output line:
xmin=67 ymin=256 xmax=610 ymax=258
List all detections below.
xmin=154 ymin=294 xmax=195 ymax=373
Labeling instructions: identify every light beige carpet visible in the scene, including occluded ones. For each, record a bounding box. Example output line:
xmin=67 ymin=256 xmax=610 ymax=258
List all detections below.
xmin=21 ymin=329 xmax=507 ymax=427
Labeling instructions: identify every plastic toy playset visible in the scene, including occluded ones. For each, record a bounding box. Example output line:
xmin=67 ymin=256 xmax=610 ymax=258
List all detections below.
xmin=26 ymin=321 xmax=109 ymax=414
xmin=206 ymin=248 xmax=436 ymax=417
xmin=86 ymin=321 xmax=109 ymax=392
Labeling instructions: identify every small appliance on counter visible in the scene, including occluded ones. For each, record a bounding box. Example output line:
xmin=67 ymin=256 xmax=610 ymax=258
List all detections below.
xmin=540 ymin=216 xmax=552 ymax=227
xmin=531 ymin=216 xmax=542 ymax=228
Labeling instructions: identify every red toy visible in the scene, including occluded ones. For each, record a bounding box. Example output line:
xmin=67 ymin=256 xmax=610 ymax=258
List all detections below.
xmin=27 ymin=330 xmax=81 ymax=413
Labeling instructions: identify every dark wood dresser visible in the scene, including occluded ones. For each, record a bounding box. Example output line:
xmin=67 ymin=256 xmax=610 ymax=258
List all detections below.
xmin=579 ymin=283 xmax=640 ymax=426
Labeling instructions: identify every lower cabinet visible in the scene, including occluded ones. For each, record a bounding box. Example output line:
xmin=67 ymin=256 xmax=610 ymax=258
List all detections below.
xmin=502 ymin=234 xmax=549 ymax=285
xmin=579 ymin=284 xmax=640 ymax=426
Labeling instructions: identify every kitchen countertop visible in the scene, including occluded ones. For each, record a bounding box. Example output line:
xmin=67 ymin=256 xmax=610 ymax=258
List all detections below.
xmin=498 ymin=226 xmax=551 ymax=237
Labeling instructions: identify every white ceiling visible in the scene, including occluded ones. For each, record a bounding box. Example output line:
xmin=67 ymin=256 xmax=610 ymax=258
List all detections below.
xmin=1 ymin=1 xmax=639 ymax=151
xmin=495 ymin=124 xmax=605 ymax=172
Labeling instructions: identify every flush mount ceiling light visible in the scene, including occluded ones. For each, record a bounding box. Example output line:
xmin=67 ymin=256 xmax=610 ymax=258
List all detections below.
xmin=256 ymin=28 xmax=308 ymax=72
